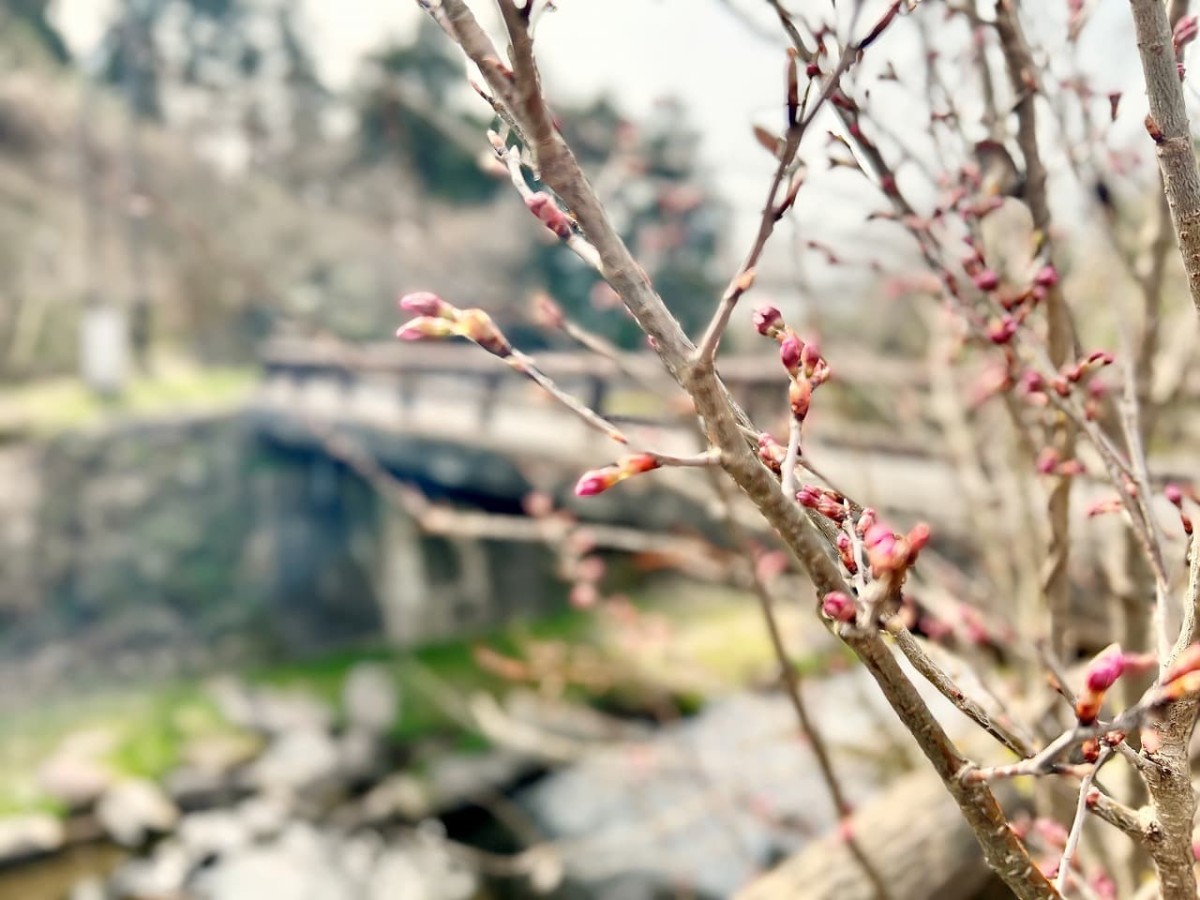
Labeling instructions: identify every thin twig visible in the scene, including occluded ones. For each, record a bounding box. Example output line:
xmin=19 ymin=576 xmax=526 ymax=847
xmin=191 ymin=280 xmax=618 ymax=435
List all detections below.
xmin=1055 ymin=748 xmax=1114 ymax=893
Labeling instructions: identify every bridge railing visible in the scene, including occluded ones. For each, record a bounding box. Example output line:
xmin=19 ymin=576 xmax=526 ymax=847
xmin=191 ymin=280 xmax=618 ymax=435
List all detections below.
xmin=254 ymin=337 xmax=1200 ymax=461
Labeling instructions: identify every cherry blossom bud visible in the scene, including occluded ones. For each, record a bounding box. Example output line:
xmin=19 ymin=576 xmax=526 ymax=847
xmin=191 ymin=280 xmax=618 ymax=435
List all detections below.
xmin=458 ymin=308 xmax=513 ymax=357
xmin=1086 ymin=497 xmax=1123 ymax=517
xmin=855 ymin=507 xmax=877 ymax=537
xmin=801 ymin=341 xmax=823 ymax=379
xmin=1162 ymin=642 xmax=1200 ymax=686
xmin=753 ymin=305 xmax=783 ymax=337
xmin=822 ymin=591 xmax=857 ymax=622
xmin=1021 ymin=370 xmax=1046 ymax=395
xmin=1174 ymin=15 xmax=1198 ymax=55
xmin=1166 ymin=484 xmax=1185 ymax=507
xmin=789 ymin=377 xmax=812 ymax=420
xmin=396 ymin=316 xmax=457 ymax=342
xmin=399 ymin=291 xmax=458 ymax=320
xmin=574 ymin=454 xmax=661 ymax=497
xmin=1085 ymin=644 xmax=1126 ymax=693
xmin=906 ymin=522 xmax=931 ymax=558
xmin=836 ymin=533 xmax=858 ymax=574
xmin=758 ymin=433 xmax=785 ymax=472
xmin=1033 ymin=264 xmax=1059 ymax=288
xmin=532 ymin=292 xmax=566 ymax=329
xmin=1036 ymin=448 xmax=1060 ymax=474
xmin=972 ymin=269 xmax=1000 ymax=291
xmin=780 ymin=333 xmax=803 ymax=375
xmin=1076 ymin=644 xmax=1123 ymax=724
xmin=525 ymin=192 xmax=574 ymax=239
xmin=987 ymin=316 xmax=1017 ymax=344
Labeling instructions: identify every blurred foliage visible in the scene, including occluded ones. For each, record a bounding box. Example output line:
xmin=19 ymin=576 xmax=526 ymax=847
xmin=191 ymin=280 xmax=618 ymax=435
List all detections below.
xmin=354 ymin=21 xmax=499 ymax=204
xmin=0 ymin=365 xmax=252 ymax=438
xmin=0 ymin=0 xmax=70 ymax=64
xmin=533 ymin=98 xmax=726 ymax=348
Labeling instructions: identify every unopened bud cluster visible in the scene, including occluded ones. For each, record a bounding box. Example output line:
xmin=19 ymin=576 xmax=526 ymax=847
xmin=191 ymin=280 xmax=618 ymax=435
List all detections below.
xmin=397 ymin=291 xmax=513 ymax=358
xmin=752 ymin=305 xmax=830 ymax=427
xmin=1021 ymin=349 xmax=1113 ymax=420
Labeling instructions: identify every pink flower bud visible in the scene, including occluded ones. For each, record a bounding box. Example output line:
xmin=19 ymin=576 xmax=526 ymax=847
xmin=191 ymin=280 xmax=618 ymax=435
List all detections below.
xmin=1166 ymin=484 xmax=1184 ymax=506
xmin=795 ymin=484 xmax=822 ymax=509
xmin=525 ymin=192 xmax=574 ymax=240
xmin=987 ymin=315 xmax=1017 ymax=344
xmin=753 ymin=305 xmax=783 ymax=337
xmin=1033 ymin=264 xmax=1059 ymax=288
xmin=972 ymin=269 xmax=1000 ymax=292
xmin=396 ymin=316 xmax=457 ymax=342
xmin=399 ymin=291 xmax=458 ymax=320
xmin=822 ymin=591 xmax=857 ymax=622
xmin=1036 ymin=447 xmax=1060 ymax=474
xmin=801 ymin=341 xmax=823 ymax=379
xmin=1084 ymin=644 xmax=1126 ymax=693
xmin=779 ymin=333 xmax=803 ymax=375
xmin=574 ymin=471 xmax=614 ymax=497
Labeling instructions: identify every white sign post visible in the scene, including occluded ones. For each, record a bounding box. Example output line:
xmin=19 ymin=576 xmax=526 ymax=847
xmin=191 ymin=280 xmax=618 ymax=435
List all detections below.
xmin=80 ymin=306 xmax=129 ymax=397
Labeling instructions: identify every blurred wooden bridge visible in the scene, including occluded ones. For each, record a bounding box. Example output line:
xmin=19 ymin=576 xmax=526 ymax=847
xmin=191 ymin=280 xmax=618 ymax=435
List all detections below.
xmin=249 ymin=337 xmax=1192 ymax=534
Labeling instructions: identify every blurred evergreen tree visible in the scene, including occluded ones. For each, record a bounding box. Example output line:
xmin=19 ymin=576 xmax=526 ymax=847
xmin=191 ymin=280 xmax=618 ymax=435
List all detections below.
xmin=0 ymin=0 xmax=71 ymax=65
xmin=354 ymin=20 xmax=499 ymax=204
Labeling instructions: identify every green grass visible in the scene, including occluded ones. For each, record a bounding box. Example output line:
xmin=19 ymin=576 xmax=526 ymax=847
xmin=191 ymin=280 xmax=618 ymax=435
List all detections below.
xmin=0 ymin=364 xmax=254 ymax=437
xmin=0 ymin=581 xmax=835 ymax=818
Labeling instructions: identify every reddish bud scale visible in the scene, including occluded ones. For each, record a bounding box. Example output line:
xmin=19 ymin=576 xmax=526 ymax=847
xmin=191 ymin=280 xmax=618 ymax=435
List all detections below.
xmin=458 ymin=309 xmax=513 ymax=358
xmin=525 ymin=192 xmax=574 ymax=240
xmin=789 ymin=378 xmax=812 ymax=421
xmin=758 ymin=434 xmax=786 ymax=473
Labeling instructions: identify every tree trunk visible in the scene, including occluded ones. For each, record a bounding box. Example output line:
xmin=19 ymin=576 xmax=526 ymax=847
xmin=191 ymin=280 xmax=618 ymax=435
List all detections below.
xmin=736 ymin=769 xmax=1017 ymax=900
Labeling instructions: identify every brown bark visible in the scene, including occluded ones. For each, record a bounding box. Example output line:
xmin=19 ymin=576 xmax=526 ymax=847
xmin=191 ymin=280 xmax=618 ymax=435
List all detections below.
xmin=737 ymin=768 xmax=1014 ymax=900
xmin=1130 ymin=0 xmax=1200 ymax=320
xmin=430 ymin=3 xmax=1060 ymax=896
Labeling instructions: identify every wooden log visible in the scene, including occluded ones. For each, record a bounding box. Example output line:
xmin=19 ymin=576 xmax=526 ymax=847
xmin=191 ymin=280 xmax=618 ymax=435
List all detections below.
xmin=736 ymin=768 xmax=1017 ymax=900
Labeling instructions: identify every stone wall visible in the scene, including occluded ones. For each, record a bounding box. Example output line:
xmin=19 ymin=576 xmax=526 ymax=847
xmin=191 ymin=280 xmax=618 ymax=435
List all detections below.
xmin=0 ymin=411 xmax=562 ymax=703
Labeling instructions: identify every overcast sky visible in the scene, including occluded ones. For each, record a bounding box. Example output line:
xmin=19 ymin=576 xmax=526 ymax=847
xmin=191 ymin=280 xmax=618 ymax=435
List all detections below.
xmin=48 ymin=0 xmax=1172 ymax=282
